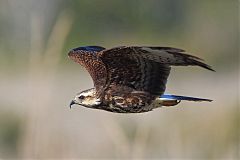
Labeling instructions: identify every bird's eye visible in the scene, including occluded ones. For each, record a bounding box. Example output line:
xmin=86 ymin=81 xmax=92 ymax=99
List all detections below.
xmin=78 ymin=95 xmax=85 ymax=99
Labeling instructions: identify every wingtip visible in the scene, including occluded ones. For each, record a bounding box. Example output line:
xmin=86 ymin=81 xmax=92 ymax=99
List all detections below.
xmin=209 ymin=67 xmax=216 ymax=72
xmin=67 ymin=49 xmax=74 ymax=57
xmin=189 ymin=57 xmax=216 ymax=72
xmin=203 ymin=65 xmax=216 ymax=72
xmin=210 ymin=69 xmax=216 ymax=72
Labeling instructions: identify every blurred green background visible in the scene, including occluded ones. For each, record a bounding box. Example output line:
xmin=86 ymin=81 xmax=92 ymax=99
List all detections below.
xmin=0 ymin=0 xmax=239 ymax=159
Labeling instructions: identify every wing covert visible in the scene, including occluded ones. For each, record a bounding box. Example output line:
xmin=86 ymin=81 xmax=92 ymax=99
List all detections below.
xmin=99 ymin=46 xmax=171 ymax=95
xmin=68 ymin=49 xmax=107 ymax=92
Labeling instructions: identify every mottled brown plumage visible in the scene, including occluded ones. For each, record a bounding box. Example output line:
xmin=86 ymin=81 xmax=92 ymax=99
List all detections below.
xmin=68 ymin=46 xmax=214 ymax=113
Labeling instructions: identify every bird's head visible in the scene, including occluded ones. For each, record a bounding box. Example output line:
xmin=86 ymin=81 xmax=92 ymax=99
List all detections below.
xmin=70 ymin=88 xmax=101 ymax=109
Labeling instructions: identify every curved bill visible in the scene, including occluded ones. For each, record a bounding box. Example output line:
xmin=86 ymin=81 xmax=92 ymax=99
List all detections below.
xmin=69 ymin=100 xmax=75 ymax=109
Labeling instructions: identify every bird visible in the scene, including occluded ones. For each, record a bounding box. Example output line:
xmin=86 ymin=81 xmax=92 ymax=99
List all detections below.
xmin=68 ymin=45 xmax=214 ymax=113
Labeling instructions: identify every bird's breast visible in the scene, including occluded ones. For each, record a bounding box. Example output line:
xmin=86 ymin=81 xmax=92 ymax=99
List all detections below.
xmin=100 ymin=92 xmax=156 ymax=113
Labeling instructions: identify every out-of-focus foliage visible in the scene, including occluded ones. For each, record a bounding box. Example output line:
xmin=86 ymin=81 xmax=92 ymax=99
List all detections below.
xmin=0 ymin=0 xmax=238 ymax=159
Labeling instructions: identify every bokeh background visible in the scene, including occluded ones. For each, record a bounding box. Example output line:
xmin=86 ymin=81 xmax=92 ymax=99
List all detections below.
xmin=0 ymin=0 xmax=239 ymax=159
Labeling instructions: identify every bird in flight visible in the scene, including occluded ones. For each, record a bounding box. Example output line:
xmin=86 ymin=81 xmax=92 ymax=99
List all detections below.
xmin=68 ymin=46 xmax=214 ymax=113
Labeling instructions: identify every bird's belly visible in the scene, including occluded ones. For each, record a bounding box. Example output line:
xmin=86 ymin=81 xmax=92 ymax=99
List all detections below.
xmin=101 ymin=93 xmax=157 ymax=113
xmin=100 ymin=101 xmax=154 ymax=113
xmin=105 ymin=104 xmax=152 ymax=113
xmin=100 ymin=97 xmax=181 ymax=113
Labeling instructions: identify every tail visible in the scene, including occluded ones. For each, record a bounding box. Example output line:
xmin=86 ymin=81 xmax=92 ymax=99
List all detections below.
xmin=160 ymin=94 xmax=212 ymax=102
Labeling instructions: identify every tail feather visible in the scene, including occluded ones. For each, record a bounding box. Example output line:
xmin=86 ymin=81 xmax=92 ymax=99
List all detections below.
xmin=160 ymin=94 xmax=212 ymax=102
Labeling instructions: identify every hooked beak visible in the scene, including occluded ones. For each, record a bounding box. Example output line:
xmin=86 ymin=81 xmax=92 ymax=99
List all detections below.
xmin=69 ymin=100 xmax=76 ymax=109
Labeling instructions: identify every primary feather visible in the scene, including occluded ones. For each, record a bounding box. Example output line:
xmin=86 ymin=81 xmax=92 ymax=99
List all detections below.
xmin=135 ymin=46 xmax=215 ymax=71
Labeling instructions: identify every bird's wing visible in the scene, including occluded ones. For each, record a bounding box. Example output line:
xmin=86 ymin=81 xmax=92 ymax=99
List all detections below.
xmin=98 ymin=46 xmax=170 ymax=96
xmin=68 ymin=49 xmax=107 ymax=92
xmin=135 ymin=46 xmax=215 ymax=71
xmin=99 ymin=46 xmax=214 ymax=95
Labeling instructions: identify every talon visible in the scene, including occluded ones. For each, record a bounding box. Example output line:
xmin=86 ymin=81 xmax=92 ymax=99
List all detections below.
xmin=70 ymin=100 xmax=75 ymax=109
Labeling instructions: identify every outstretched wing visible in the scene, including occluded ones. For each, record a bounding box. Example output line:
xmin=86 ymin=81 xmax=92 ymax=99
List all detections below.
xmin=99 ymin=46 xmax=214 ymax=95
xmin=136 ymin=46 xmax=215 ymax=71
xmin=68 ymin=46 xmax=107 ymax=92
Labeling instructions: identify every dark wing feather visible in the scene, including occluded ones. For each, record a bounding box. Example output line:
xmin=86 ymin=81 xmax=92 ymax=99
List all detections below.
xmin=99 ymin=46 xmax=214 ymax=95
xmin=134 ymin=46 xmax=215 ymax=71
xmin=98 ymin=46 xmax=171 ymax=95
xmin=68 ymin=50 xmax=107 ymax=92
